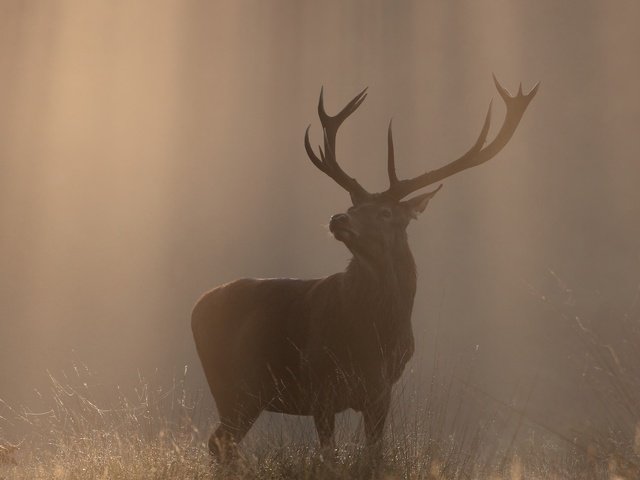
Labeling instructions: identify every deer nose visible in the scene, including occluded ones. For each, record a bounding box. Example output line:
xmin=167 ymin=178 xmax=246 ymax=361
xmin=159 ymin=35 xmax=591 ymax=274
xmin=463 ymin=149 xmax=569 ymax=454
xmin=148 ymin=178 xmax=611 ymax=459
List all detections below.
xmin=329 ymin=213 xmax=350 ymax=231
xmin=330 ymin=213 xmax=352 ymax=227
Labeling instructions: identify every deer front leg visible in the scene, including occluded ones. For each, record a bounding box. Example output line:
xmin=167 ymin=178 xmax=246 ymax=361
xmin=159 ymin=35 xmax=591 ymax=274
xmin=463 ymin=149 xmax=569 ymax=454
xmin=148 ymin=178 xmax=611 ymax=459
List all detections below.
xmin=362 ymin=388 xmax=391 ymax=463
xmin=313 ymin=407 xmax=336 ymax=451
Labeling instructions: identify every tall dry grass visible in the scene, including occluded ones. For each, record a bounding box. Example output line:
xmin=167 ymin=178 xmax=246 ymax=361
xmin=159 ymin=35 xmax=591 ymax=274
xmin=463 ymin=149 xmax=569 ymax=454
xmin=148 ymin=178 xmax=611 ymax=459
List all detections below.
xmin=0 ymin=358 xmax=606 ymax=480
xmin=528 ymin=272 xmax=640 ymax=480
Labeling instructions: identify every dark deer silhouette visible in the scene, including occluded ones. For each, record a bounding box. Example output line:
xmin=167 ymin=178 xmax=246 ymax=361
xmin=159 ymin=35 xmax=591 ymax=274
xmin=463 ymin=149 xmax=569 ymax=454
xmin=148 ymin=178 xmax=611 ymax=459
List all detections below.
xmin=192 ymin=77 xmax=537 ymax=461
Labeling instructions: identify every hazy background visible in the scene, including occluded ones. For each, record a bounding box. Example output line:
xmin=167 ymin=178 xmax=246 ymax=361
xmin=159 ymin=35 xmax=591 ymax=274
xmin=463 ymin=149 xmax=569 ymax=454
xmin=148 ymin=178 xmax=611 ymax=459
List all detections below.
xmin=1 ymin=0 xmax=639 ymax=441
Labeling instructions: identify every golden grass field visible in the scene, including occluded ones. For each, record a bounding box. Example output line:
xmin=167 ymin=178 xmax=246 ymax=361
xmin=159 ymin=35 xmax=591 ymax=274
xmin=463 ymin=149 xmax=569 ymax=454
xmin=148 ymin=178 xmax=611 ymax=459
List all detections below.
xmin=1 ymin=358 xmax=638 ymax=480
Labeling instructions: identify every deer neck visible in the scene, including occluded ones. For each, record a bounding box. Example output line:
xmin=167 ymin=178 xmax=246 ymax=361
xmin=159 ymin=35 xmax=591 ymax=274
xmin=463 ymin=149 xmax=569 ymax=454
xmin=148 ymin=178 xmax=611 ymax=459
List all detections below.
xmin=343 ymin=240 xmax=417 ymax=325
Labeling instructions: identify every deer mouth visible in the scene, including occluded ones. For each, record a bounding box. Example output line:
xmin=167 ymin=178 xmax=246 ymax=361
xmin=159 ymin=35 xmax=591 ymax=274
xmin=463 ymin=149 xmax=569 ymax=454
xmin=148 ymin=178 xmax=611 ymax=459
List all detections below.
xmin=331 ymin=227 xmax=355 ymax=242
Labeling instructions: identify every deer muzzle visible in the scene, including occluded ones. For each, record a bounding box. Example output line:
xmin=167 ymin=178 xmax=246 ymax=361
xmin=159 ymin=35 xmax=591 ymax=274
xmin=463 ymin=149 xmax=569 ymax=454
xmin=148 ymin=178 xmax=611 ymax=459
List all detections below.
xmin=329 ymin=213 xmax=355 ymax=242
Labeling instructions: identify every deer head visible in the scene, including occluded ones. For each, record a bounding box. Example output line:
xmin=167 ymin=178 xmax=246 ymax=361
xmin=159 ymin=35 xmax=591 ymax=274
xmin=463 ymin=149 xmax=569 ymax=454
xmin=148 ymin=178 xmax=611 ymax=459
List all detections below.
xmin=305 ymin=77 xmax=538 ymax=263
xmin=327 ymin=191 xmax=440 ymax=267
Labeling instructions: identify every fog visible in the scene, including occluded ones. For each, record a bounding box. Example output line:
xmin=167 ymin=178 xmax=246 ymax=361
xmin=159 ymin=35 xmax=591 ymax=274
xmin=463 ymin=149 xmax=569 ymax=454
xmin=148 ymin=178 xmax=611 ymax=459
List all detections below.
xmin=1 ymin=0 xmax=639 ymax=444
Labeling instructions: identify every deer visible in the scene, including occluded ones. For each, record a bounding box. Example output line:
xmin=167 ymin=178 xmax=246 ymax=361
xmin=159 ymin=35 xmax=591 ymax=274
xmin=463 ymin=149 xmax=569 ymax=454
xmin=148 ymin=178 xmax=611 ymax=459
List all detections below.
xmin=191 ymin=76 xmax=537 ymax=462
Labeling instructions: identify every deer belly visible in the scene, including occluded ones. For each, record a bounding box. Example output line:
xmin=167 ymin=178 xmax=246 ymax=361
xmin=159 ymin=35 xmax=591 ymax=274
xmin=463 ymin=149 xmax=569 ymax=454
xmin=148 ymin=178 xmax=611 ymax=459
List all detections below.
xmin=262 ymin=348 xmax=394 ymax=415
xmin=262 ymin=371 xmax=354 ymax=415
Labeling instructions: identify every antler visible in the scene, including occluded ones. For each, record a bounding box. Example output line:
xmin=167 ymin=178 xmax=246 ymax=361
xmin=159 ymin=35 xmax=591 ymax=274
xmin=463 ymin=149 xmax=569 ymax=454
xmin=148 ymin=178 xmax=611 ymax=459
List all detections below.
xmin=384 ymin=75 xmax=539 ymax=201
xmin=304 ymin=88 xmax=372 ymax=204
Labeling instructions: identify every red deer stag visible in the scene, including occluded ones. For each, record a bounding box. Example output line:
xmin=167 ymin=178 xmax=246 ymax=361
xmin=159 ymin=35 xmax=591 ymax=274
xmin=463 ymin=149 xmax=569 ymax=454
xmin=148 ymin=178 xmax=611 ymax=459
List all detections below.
xmin=192 ymin=76 xmax=537 ymax=461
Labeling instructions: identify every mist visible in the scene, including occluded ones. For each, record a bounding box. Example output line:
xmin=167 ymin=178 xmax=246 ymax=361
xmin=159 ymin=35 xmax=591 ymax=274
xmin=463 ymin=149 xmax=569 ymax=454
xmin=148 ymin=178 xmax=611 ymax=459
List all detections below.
xmin=1 ymin=0 xmax=639 ymax=455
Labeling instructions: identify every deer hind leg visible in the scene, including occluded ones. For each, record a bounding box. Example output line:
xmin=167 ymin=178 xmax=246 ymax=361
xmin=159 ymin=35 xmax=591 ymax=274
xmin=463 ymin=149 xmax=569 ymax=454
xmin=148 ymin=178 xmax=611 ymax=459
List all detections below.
xmin=209 ymin=393 xmax=262 ymax=463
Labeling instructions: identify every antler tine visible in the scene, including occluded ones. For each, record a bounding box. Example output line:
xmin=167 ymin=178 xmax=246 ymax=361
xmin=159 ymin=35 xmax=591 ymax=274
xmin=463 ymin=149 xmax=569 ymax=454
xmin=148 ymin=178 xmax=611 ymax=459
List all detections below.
xmin=304 ymin=125 xmax=327 ymax=173
xmin=384 ymin=76 xmax=538 ymax=201
xmin=319 ymin=86 xmax=368 ymax=126
xmin=305 ymin=88 xmax=371 ymax=204
xmin=387 ymin=119 xmax=399 ymax=187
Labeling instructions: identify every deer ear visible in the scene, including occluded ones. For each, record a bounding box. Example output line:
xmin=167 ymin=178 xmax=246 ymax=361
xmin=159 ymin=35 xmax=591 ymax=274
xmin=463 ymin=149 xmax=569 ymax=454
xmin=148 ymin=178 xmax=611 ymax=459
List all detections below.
xmin=402 ymin=185 xmax=442 ymax=220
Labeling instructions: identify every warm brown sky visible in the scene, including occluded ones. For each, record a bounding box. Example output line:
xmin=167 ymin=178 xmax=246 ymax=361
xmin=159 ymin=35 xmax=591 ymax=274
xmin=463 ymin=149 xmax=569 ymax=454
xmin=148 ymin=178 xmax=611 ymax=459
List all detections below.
xmin=1 ymin=0 xmax=639 ymax=434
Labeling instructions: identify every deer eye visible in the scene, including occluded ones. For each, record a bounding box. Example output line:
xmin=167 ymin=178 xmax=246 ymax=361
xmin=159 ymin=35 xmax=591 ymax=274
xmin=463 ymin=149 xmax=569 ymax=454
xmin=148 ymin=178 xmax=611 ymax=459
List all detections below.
xmin=378 ymin=208 xmax=392 ymax=220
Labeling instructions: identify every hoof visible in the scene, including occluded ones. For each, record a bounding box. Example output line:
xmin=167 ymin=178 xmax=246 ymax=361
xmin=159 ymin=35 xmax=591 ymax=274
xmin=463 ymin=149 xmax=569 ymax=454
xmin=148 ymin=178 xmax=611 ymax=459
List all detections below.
xmin=208 ymin=433 xmax=237 ymax=464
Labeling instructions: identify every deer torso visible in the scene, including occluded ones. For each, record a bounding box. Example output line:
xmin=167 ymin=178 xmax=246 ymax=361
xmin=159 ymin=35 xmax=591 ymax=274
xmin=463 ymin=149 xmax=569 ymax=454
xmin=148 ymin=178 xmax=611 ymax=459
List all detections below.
xmin=191 ymin=249 xmax=417 ymax=415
